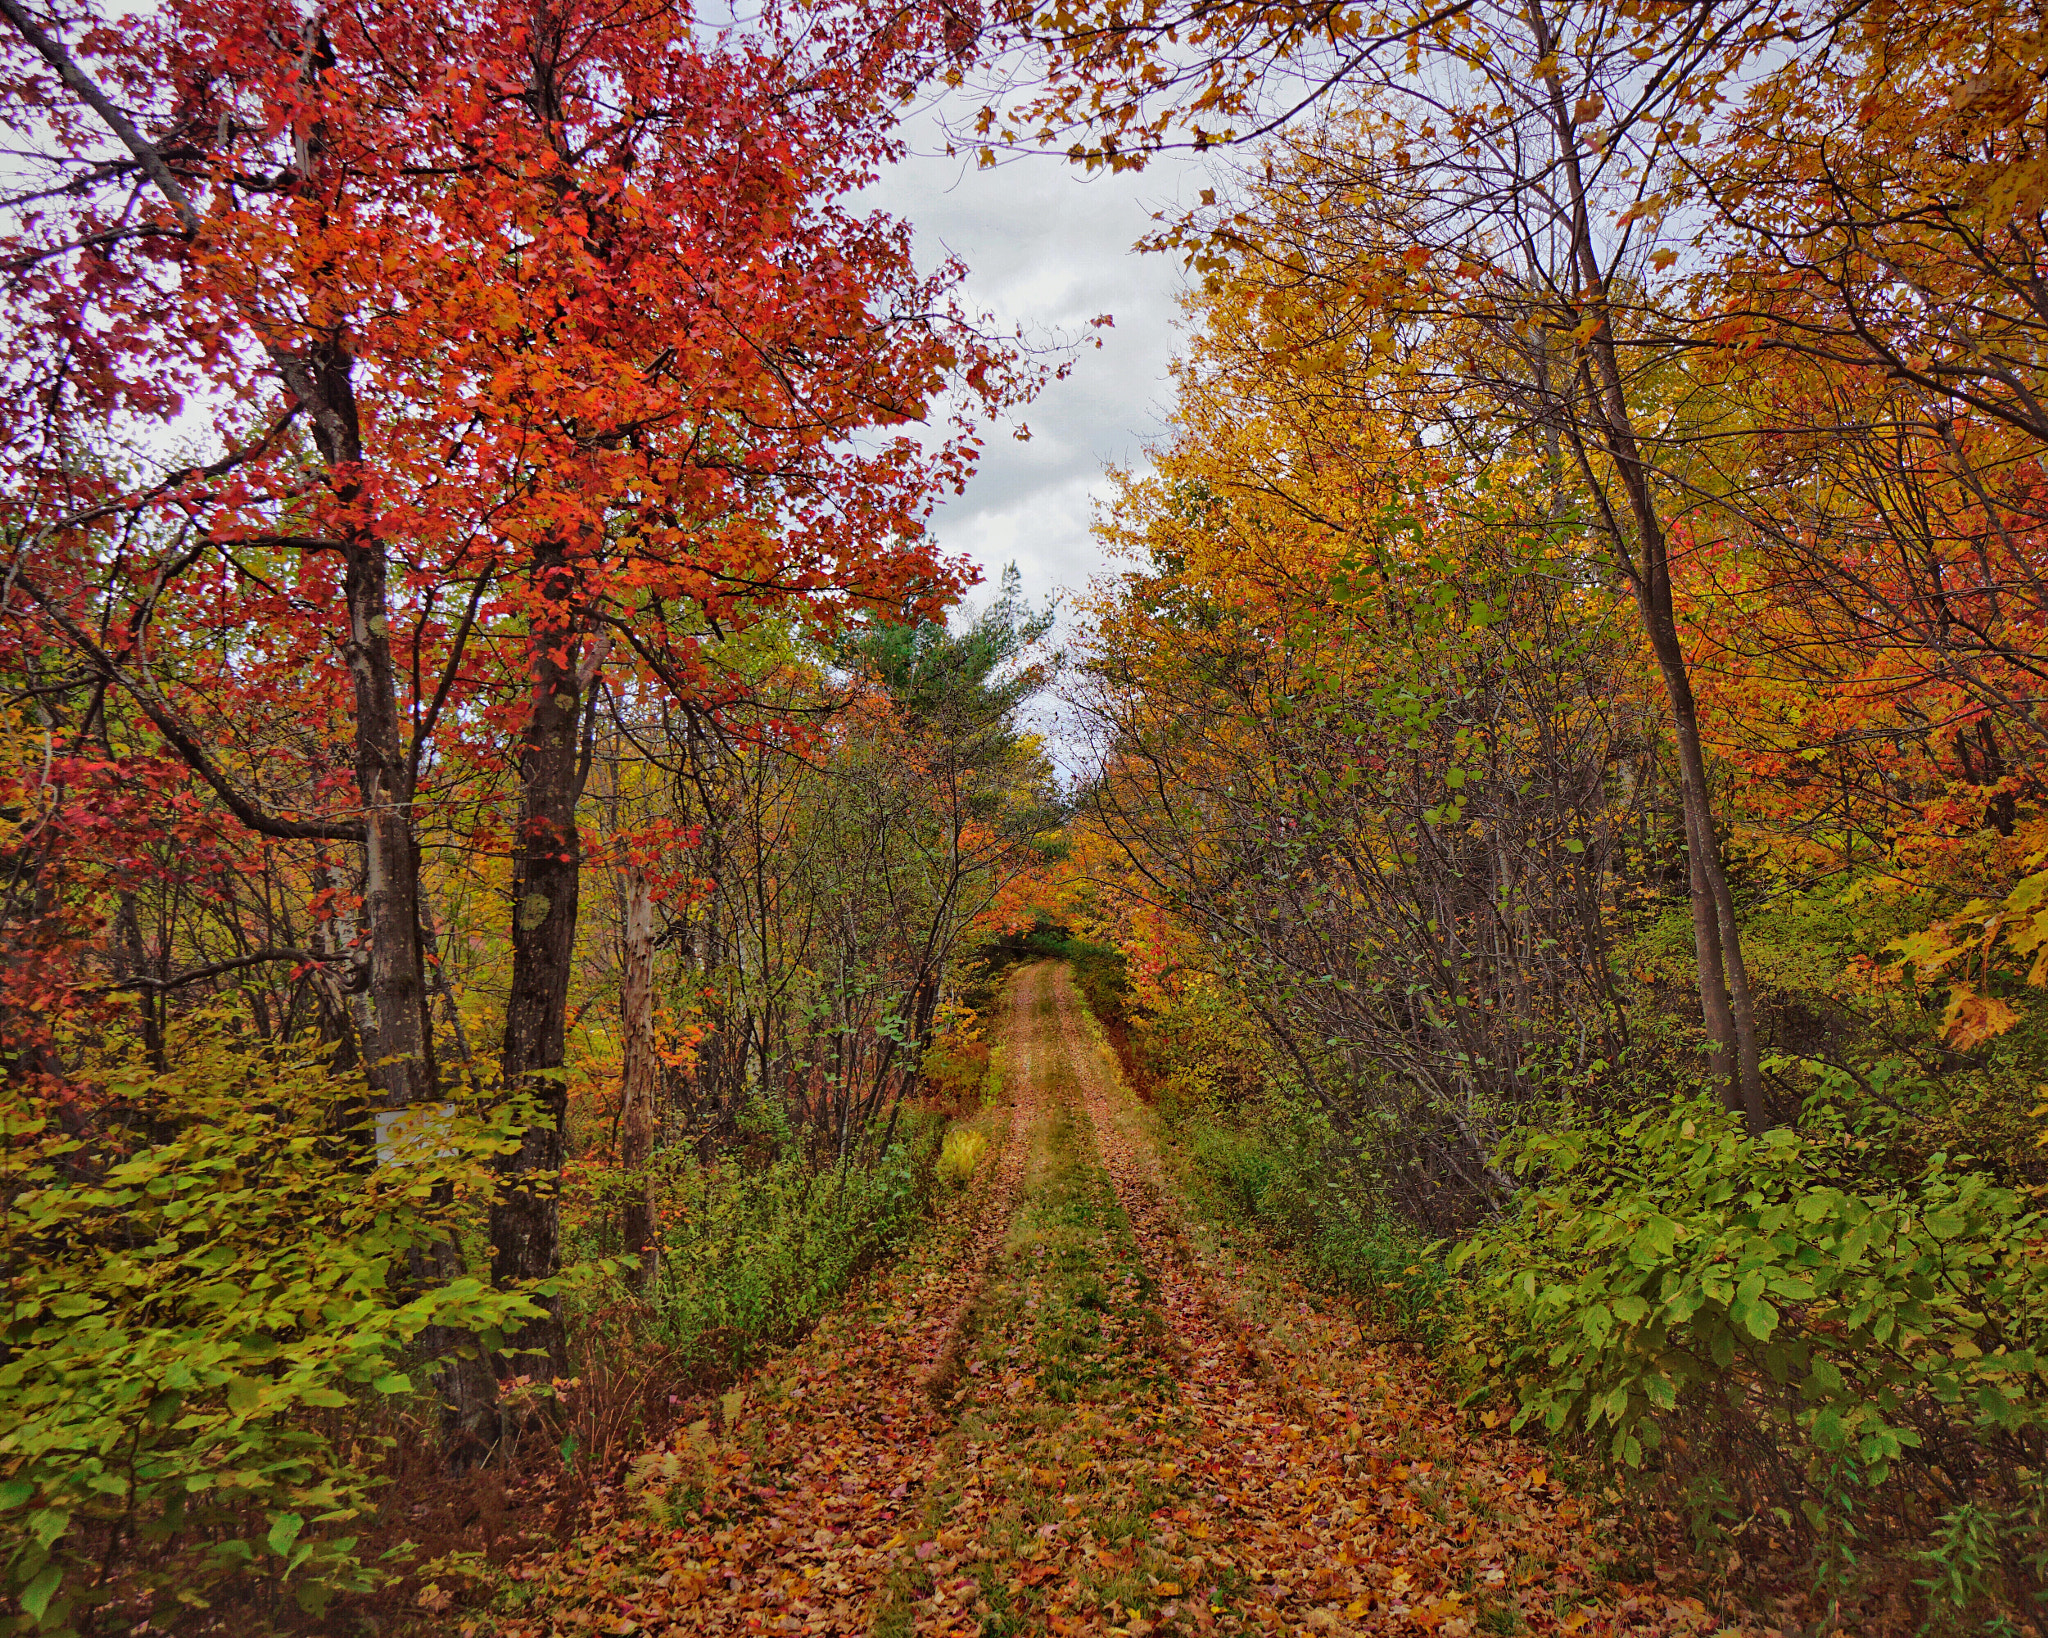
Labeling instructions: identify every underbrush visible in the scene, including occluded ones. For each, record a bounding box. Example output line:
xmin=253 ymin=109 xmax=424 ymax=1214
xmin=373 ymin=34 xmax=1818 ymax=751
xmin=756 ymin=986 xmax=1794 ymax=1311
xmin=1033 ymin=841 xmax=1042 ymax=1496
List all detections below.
xmin=1452 ymin=1065 xmax=2048 ymax=1632
xmin=920 ymin=999 xmax=996 ymax=1114
xmin=404 ymin=1098 xmax=967 ymax=1626
xmin=0 ymin=1026 xmax=965 ymax=1635
xmin=0 ymin=1030 xmax=561 ymax=1637
xmin=1184 ymin=1060 xmax=2048 ymax=1629
xmin=1065 ymin=959 xmax=2048 ymax=1630
xmin=1183 ymin=1104 xmax=1450 ymax=1342
xmin=1127 ymin=981 xmax=1270 ymax=1117
xmin=1066 ymin=976 xmax=1451 ymax=1341
xmin=568 ymin=1105 xmax=944 ymax=1376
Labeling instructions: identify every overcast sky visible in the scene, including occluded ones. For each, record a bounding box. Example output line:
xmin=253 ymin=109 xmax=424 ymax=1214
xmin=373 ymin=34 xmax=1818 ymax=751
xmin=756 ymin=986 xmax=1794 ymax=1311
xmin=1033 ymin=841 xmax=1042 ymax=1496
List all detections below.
xmin=864 ymin=112 xmax=1212 ymax=652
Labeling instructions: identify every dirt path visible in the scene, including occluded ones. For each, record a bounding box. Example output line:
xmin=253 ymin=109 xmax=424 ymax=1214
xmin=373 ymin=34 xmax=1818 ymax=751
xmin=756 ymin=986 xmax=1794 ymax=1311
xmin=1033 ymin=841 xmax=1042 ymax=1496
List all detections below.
xmin=495 ymin=965 xmax=1747 ymax=1638
xmin=486 ymin=978 xmax=1040 ymax=1637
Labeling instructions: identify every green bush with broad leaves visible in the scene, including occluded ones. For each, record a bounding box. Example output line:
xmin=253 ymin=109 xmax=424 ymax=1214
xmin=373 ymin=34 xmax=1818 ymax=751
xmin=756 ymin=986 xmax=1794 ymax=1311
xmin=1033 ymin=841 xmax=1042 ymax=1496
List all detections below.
xmin=1449 ymin=1067 xmax=2048 ymax=1614
xmin=0 ymin=1029 xmax=562 ymax=1635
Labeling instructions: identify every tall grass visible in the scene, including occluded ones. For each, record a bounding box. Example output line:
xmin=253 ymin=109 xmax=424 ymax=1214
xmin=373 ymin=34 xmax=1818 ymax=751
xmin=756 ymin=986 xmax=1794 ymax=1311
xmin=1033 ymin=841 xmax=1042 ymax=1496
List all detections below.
xmin=567 ymin=1109 xmax=942 ymax=1373
xmin=937 ymin=1124 xmax=989 ymax=1187
xmin=1183 ymin=1104 xmax=1451 ymax=1342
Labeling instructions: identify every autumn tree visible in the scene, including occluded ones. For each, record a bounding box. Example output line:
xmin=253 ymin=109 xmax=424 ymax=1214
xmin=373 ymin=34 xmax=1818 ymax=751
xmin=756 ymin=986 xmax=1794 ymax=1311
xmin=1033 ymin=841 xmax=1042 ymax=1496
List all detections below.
xmin=973 ymin=0 xmax=1829 ymax=1126
xmin=1 ymin=0 xmax=1024 ymax=1375
xmin=841 ymin=564 xmax=1064 ymax=1054
xmin=1073 ymin=279 xmax=1650 ymax=1226
xmin=1681 ymin=2 xmax=2048 ymax=878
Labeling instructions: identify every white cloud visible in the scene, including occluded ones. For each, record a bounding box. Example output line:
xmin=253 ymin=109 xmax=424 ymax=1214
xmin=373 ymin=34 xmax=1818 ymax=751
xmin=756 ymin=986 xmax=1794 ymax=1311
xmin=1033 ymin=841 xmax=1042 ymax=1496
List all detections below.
xmin=863 ymin=108 xmax=1210 ymax=633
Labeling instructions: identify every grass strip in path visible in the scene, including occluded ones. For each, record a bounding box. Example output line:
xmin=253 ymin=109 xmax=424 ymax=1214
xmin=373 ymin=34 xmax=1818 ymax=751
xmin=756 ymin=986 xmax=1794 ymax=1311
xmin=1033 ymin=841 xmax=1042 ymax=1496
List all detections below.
xmin=1050 ymin=965 xmax=1761 ymax=1638
xmin=876 ymin=962 xmax=1206 ymax=1638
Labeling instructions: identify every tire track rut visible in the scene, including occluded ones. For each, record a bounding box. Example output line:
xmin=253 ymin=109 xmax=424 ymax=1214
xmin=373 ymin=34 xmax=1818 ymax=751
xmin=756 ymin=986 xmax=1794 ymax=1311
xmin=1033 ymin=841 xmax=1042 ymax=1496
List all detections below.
xmin=502 ymin=963 xmax=1751 ymax=1638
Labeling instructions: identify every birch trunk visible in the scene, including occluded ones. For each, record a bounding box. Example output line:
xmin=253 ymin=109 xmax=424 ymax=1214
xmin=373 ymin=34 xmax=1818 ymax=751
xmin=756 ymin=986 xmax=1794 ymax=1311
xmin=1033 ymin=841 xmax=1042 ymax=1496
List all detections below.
xmin=618 ymin=862 xmax=661 ymax=1293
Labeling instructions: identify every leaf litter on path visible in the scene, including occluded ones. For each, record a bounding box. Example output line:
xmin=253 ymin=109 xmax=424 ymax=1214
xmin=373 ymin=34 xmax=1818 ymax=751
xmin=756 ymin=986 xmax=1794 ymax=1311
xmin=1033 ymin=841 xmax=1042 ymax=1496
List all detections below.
xmin=482 ymin=966 xmax=1763 ymax=1638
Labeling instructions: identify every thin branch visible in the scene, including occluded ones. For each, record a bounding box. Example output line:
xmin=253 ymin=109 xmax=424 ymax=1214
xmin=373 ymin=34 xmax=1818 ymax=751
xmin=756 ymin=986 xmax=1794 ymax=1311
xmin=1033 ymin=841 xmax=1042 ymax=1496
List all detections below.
xmin=86 ymin=946 xmax=332 ymax=994
xmin=0 ymin=0 xmax=202 ymax=234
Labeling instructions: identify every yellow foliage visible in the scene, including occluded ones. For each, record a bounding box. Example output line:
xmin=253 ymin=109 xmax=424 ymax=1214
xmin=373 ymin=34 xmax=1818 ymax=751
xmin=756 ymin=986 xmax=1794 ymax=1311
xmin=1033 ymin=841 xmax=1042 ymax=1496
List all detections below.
xmin=936 ymin=1124 xmax=989 ymax=1186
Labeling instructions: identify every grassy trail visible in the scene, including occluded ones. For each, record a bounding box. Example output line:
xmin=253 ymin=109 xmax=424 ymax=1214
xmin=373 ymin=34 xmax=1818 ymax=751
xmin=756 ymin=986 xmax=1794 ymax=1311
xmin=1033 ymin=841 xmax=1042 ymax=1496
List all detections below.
xmin=490 ymin=965 xmax=1748 ymax=1638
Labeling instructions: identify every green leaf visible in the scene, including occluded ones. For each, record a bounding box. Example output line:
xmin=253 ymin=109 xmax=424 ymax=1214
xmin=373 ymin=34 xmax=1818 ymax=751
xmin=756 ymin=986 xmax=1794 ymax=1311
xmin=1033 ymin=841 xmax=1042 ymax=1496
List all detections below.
xmin=0 ymin=1478 xmax=33 ymax=1509
xmin=1729 ymin=1294 xmax=1779 ymax=1342
xmin=18 ymin=1564 xmax=62 ymax=1625
xmin=267 ymin=1513 xmax=304 ymax=1558
xmin=1664 ymin=1285 xmax=1704 ymax=1323
xmin=372 ymin=1373 xmax=412 ymax=1395
xmin=26 ymin=1509 xmax=69 ymax=1550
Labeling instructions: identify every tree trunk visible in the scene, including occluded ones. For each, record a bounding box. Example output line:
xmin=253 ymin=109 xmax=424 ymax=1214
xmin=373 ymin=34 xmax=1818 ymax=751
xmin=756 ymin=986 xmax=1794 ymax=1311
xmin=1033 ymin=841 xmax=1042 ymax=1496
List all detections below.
xmin=306 ymin=356 xmax=506 ymax=1446
xmin=1607 ymin=446 xmax=1766 ymax=1132
xmin=113 ymin=892 xmax=166 ymax=1074
xmin=1643 ymin=615 xmax=1766 ymax=1129
xmin=288 ymin=334 xmax=440 ymax=1120
xmin=491 ymin=541 xmax=591 ymax=1377
xmin=1526 ymin=0 xmax=1767 ymax=1131
xmin=908 ymin=964 xmax=942 ymax=1058
xmin=619 ymin=861 xmax=661 ymax=1294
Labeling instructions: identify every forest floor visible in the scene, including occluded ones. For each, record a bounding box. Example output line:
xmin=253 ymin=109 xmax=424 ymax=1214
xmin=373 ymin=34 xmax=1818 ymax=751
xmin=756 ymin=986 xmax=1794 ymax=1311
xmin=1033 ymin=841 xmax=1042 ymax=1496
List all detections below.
xmin=475 ymin=964 xmax=1755 ymax=1638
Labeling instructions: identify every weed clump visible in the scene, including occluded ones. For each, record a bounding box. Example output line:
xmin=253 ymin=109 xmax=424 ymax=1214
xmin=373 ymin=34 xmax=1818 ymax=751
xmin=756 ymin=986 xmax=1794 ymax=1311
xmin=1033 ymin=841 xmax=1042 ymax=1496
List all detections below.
xmin=938 ymin=1125 xmax=990 ymax=1186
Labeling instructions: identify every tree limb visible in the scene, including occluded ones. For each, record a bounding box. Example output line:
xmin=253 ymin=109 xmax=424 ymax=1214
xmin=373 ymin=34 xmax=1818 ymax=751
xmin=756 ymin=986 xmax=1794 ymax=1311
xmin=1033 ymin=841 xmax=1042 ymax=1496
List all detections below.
xmin=0 ymin=0 xmax=202 ymax=234
xmin=11 ymin=570 xmax=367 ymax=842
xmin=86 ymin=946 xmax=333 ymax=993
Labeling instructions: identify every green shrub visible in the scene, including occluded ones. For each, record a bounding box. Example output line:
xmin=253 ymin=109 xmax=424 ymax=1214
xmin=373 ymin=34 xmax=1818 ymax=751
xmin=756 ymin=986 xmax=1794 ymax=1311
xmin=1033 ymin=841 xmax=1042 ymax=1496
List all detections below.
xmin=1451 ymin=1070 xmax=2048 ymax=1616
xmin=1187 ymin=1095 xmax=1449 ymax=1340
xmin=1191 ymin=1123 xmax=1283 ymax=1213
xmin=0 ymin=1032 xmax=554 ymax=1635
